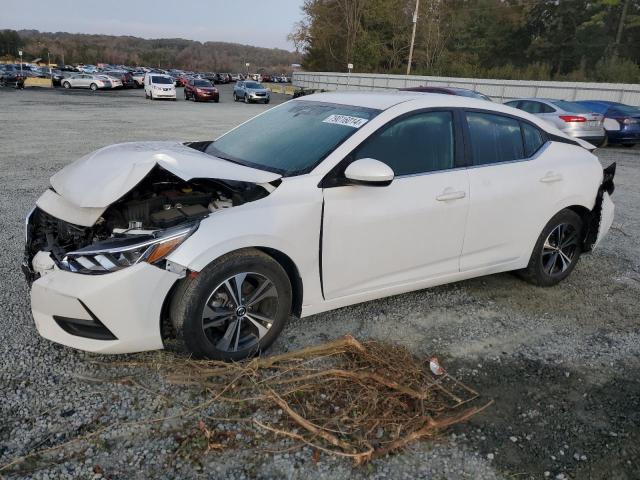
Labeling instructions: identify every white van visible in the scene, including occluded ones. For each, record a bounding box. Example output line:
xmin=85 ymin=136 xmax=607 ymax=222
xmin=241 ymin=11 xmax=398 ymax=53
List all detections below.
xmin=144 ymin=73 xmax=176 ymax=100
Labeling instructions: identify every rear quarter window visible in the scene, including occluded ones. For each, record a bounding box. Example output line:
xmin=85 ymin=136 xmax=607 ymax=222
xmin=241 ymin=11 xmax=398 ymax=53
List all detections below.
xmin=521 ymin=123 xmax=546 ymax=157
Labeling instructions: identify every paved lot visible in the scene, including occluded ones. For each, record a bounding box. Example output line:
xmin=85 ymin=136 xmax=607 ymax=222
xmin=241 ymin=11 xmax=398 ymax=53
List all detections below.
xmin=0 ymin=85 xmax=639 ymax=480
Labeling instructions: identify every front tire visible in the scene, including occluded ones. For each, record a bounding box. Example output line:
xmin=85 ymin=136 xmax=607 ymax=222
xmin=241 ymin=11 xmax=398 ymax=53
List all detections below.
xmin=171 ymin=249 xmax=292 ymax=360
xmin=520 ymin=209 xmax=584 ymax=287
xmin=244 ymin=94 xmax=249 ymax=104
xmin=63 ymin=81 xmax=71 ymax=89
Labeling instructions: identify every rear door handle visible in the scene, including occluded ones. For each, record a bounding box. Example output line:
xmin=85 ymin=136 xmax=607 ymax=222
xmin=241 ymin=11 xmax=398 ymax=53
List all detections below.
xmin=540 ymin=172 xmax=563 ymax=183
xmin=436 ymin=190 xmax=466 ymax=201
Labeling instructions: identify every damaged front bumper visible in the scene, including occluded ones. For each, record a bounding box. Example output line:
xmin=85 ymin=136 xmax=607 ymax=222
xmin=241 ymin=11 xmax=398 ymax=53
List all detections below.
xmin=30 ymin=261 xmax=179 ymax=354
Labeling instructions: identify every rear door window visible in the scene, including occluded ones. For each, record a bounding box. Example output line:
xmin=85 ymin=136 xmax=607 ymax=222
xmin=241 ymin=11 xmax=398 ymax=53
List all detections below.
xmin=465 ymin=112 xmax=524 ymax=165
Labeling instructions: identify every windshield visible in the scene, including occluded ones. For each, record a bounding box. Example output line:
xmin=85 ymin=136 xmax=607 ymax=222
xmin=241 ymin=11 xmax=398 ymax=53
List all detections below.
xmin=152 ymin=76 xmax=173 ymax=84
xmin=205 ymin=100 xmax=381 ymax=176
xmin=244 ymin=81 xmax=263 ymax=89
xmin=194 ymin=80 xmax=212 ymax=87
xmin=550 ymin=100 xmax=592 ymax=113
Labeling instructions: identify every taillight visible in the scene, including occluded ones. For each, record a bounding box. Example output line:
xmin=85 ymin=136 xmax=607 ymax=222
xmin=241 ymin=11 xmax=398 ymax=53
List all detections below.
xmin=559 ymin=115 xmax=587 ymax=123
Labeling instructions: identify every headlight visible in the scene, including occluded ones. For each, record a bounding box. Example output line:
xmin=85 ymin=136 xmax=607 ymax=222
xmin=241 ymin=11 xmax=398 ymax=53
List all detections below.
xmin=61 ymin=224 xmax=196 ymax=274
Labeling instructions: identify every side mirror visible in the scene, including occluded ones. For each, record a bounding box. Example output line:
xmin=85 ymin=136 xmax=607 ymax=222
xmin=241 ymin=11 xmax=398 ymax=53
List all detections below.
xmin=344 ymin=158 xmax=394 ymax=187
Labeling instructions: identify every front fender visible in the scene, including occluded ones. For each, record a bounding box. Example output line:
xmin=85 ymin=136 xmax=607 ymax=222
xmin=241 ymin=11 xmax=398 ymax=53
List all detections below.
xmin=166 ymin=184 xmax=324 ymax=306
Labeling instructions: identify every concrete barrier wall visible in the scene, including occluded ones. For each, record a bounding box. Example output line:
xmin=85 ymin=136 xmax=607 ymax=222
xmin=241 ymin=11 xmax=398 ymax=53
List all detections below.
xmin=292 ymin=72 xmax=640 ymax=106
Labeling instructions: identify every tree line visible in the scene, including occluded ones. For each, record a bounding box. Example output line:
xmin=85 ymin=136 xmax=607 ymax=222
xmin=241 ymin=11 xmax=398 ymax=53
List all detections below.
xmin=289 ymin=0 xmax=640 ymax=83
xmin=0 ymin=29 xmax=301 ymax=73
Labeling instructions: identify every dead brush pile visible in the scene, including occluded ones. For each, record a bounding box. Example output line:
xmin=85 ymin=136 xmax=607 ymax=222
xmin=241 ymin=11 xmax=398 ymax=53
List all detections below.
xmin=165 ymin=335 xmax=491 ymax=464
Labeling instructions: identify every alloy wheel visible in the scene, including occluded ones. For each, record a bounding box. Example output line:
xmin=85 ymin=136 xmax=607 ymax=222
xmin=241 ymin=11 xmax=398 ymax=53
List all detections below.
xmin=542 ymin=223 xmax=579 ymax=276
xmin=201 ymin=272 xmax=278 ymax=353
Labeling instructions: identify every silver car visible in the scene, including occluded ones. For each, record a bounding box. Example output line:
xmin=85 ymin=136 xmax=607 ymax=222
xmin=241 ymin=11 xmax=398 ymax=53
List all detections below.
xmin=505 ymin=98 xmax=605 ymax=146
xmin=61 ymin=74 xmax=111 ymax=91
xmin=233 ymin=80 xmax=270 ymax=104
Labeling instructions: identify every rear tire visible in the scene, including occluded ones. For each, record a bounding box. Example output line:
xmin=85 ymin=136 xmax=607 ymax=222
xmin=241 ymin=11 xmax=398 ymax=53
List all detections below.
xmin=89 ymin=83 xmax=97 ymax=91
xmin=622 ymin=144 xmax=635 ymax=148
xmin=520 ymin=209 xmax=584 ymax=287
xmin=171 ymin=249 xmax=292 ymax=361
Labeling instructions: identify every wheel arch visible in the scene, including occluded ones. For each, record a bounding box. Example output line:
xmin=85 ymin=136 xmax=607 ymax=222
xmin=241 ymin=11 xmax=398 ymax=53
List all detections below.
xmin=162 ymin=245 xmax=304 ymax=340
xmin=254 ymin=247 xmax=303 ymax=318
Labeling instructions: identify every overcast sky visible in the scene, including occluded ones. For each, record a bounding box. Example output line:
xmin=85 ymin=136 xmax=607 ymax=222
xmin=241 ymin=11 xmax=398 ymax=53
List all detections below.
xmin=1 ymin=0 xmax=304 ymax=50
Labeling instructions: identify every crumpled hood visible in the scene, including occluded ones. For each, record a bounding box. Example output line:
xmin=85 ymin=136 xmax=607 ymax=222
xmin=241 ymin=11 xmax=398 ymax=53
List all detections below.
xmin=50 ymin=141 xmax=281 ymax=208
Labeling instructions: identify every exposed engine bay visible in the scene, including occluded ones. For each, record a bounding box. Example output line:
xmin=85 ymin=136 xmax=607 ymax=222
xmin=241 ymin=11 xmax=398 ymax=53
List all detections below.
xmin=25 ymin=167 xmax=272 ymax=273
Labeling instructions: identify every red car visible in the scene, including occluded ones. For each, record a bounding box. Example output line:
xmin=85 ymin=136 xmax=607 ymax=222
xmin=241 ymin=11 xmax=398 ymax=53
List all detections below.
xmin=184 ymin=78 xmax=219 ymax=102
xmin=176 ymin=74 xmax=190 ymax=87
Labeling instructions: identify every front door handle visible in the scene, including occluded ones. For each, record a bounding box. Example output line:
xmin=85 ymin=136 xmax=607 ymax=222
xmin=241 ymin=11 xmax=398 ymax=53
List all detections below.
xmin=436 ymin=190 xmax=466 ymax=201
xmin=540 ymin=172 xmax=563 ymax=183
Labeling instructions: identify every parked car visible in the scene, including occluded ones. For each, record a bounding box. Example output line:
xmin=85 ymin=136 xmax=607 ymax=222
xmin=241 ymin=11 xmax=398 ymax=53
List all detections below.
xmin=23 ymin=92 xmax=615 ymax=361
xmin=575 ymin=100 xmax=640 ymax=148
xmin=144 ymin=73 xmax=176 ymax=100
xmin=103 ymin=70 xmax=135 ymax=88
xmin=176 ymin=74 xmax=190 ymax=87
xmin=202 ymin=72 xmax=218 ymax=84
xmin=61 ymin=74 xmax=112 ymax=91
xmin=504 ymin=98 xmax=606 ymax=146
xmin=184 ymin=78 xmax=219 ymax=102
xmin=293 ymin=87 xmax=327 ymax=98
xmin=59 ymin=65 xmax=80 ymax=73
xmin=131 ymin=71 xmax=145 ymax=88
xmin=400 ymin=86 xmax=492 ymax=101
xmin=77 ymin=65 xmax=98 ymax=74
xmin=100 ymin=74 xmax=123 ymax=89
xmin=261 ymin=74 xmax=272 ymax=83
xmin=233 ymin=80 xmax=270 ymax=104
xmin=0 ymin=64 xmax=26 ymax=87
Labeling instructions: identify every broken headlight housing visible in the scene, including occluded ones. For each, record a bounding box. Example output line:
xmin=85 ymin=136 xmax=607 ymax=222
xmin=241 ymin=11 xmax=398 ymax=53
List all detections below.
xmin=60 ymin=224 xmax=196 ymax=274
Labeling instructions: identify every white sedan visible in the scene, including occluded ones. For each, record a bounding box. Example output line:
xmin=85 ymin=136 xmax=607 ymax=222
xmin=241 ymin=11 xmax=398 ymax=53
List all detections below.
xmin=24 ymin=92 xmax=616 ymax=360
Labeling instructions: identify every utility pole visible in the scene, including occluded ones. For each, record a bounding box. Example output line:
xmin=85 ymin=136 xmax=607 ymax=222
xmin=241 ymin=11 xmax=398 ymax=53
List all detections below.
xmin=406 ymin=0 xmax=420 ymax=75
xmin=613 ymin=0 xmax=630 ymax=58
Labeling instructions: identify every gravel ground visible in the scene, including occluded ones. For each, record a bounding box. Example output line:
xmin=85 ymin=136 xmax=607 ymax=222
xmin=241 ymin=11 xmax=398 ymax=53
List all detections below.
xmin=1 ymin=85 xmax=639 ymax=480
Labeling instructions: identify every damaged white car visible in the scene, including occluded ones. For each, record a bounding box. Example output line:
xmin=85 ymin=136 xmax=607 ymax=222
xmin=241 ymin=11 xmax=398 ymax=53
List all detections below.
xmin=24 ymin=92 xmax=616 ymax=360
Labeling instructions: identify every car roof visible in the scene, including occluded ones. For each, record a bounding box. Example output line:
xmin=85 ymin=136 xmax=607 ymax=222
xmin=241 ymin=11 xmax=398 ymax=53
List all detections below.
xmin=300 ymin=91 xmax=435 ymax=110
xmin=300 ymin=91 xmax=572 ymax=138
xmin=300 ymin=90 xmax=505 ymax=111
